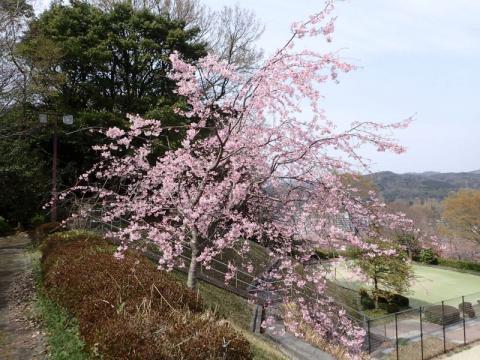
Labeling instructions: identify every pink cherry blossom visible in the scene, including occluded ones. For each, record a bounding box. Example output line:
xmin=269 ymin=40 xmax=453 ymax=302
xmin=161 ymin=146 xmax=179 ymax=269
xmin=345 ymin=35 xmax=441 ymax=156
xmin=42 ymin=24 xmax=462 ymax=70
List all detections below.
xmin=61 ymin=1 xmax=417 ymax=356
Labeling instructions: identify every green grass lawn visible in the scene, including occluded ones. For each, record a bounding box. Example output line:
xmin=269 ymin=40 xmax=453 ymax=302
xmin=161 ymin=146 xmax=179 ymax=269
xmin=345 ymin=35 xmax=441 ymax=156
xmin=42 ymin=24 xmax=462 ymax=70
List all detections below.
xmin=328 ymin=261 xmax=480 ymax=307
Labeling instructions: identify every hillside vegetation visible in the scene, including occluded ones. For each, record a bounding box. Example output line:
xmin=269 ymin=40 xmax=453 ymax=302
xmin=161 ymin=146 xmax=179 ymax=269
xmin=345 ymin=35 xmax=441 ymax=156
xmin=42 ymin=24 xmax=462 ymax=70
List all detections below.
xmin=368 ymin=170 xmax=480 ymax=202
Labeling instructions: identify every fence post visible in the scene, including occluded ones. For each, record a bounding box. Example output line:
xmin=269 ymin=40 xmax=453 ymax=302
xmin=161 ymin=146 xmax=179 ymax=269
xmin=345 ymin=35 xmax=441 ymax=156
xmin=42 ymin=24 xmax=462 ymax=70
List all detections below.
xmin=395 ymin=313 xmax=399 ymax=360
xmin=367 ymin=319 xmax=372 ymax=354
xmin=259 ymin=305 xmax=266 ymax=334
xmin=462 ymin=296 xmax=466 ymax=345
xmin=252 ymin=305 xmax=259 ymax=332
xmin=235 ymin=272 xmax=238 ymax=288
xmin=420 ymin=307 xmax=424 ymax=360
xmin=442 ymin=301 xmax=446 ymax=353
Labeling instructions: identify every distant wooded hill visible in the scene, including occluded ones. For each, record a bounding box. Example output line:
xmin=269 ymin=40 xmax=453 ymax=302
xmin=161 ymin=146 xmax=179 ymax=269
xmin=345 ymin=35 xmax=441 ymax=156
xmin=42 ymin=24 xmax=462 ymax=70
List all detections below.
xmin=367 ymin=170 xmax=480 ymax=202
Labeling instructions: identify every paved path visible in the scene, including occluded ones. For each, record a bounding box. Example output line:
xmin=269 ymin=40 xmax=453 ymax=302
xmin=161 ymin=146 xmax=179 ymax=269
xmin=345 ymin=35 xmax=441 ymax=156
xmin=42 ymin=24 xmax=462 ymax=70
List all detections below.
xmin=265 ymin=321 xmax=335 ymax=360
xmin=0 ymin=233 xmax=46 ymax=359
xmin=262 ymin=306 xmax=335 ymax=360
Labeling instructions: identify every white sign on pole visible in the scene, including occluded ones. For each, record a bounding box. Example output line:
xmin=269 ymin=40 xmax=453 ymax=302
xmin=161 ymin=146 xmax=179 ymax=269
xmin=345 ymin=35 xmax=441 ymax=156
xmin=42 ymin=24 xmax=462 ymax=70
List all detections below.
xmin=39 ymin=114 xmax=48 ymax=124
xmin=63 ymin=114 xmax=74 ymax=125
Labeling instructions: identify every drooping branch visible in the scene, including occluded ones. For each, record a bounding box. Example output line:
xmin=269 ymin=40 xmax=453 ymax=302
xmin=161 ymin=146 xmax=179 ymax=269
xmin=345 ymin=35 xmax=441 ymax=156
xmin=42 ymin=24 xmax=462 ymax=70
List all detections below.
xmin=61 ymin=2 xmax=416 ymax=357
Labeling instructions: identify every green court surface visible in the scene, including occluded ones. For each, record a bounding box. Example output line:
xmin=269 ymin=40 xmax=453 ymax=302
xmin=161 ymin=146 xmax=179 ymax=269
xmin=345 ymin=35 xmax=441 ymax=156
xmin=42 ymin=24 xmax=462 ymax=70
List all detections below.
xmin=409 ymin=264 xmax=480 ymax=306
xmin=328 ymin=261 xmax=480 ymax=307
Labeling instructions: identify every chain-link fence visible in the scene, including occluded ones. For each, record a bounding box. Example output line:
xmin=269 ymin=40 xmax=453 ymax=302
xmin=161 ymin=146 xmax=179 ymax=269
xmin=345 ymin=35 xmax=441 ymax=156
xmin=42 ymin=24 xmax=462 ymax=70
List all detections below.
xmin=367 ymin=292 xmax=480 ymax=359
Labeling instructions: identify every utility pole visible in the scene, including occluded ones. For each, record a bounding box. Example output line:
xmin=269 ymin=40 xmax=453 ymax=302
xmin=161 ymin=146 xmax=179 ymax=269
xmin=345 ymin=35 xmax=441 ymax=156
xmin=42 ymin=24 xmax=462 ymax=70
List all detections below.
xmin=39 ymin=113 xmax=73 ymax=222
xmin=51 ymin=119 xmax=58 ymax=222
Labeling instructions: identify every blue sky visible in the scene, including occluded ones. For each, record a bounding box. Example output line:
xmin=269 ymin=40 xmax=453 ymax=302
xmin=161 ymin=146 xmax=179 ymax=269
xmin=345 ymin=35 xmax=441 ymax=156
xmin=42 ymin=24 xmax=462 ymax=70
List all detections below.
xmin=37 ymin=0 xmax=480 ymax=173
xmin=203 ymin=0 xmax=480 ymax=174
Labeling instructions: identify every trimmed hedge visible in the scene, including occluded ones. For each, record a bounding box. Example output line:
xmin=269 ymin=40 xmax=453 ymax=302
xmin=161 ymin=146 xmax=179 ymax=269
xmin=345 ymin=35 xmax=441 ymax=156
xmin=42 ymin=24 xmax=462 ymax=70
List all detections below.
xmin=377 ymin=297 xmax=399 ymax=314
xmin=359 ymin=289 xmax=409 ymax=313
xmin=438 ymin=258 xmax=480 ymax=273
xmin=376 ymin=292 xmax=409 ymax=313
xmin=41 ymin=232 xmax=252 ymax=360
xmin=359 ymin=289 xmax=375 ymax=310
xmin=459 ymin=302 xmax=476 ymax=318
xmin=315 ymin=249 xmax=339 ymax=260
xmin=424 ymin=305 xmax=460 ymax=325
xmin=0 ymin=216 xmax=12 ymax=236
xmin=314 ymin=246 xmax=361 ymax=260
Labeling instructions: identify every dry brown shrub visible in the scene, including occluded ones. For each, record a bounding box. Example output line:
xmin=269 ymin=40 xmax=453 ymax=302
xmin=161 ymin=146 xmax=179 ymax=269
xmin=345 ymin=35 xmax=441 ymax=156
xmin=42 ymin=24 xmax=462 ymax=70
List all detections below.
xmin=41 ymin=232 xmax=251 ymax=359
xmin=96 ymin=311 xmax=251 ymax=360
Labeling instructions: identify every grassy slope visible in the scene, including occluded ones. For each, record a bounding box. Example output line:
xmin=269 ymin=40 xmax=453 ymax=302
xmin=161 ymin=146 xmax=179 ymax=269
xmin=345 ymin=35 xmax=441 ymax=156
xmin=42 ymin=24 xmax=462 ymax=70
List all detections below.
xmin=218 ymin=240 xmax=271 ymax=277
xmin=172 ymin=271 xmax=288 ymax=360
xmin=150 ymin=239 xmax=271 ymax=292
xmin=184 ymin=241 xmax=288 ymax=359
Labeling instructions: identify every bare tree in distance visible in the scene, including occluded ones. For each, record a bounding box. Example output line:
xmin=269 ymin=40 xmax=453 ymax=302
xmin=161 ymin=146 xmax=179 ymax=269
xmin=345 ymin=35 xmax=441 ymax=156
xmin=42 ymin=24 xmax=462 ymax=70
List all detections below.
xmin=0 ymin=0 xmax=33 ymax=118
xmin=441 ymin=189 xmax=480 ymax=245
xmin=155 ymin=1 xmax=264 ymax=70
xmin=153 ymin=0 xmax=211 ymax=34
xmin=205 ymin=5 xmax=263 ymax=70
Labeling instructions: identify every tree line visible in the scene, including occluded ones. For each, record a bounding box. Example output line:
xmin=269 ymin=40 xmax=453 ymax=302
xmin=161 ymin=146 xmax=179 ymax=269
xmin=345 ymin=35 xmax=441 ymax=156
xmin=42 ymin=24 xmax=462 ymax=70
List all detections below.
xmin=0 ymin=0 xmax=263 ymax=226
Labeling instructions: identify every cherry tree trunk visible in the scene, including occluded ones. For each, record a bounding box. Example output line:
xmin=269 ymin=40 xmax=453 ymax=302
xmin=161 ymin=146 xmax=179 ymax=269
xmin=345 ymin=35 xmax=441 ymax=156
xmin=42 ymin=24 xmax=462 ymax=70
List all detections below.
xmin=187 ymin=230 xmax=199 ymax=290
xmin=374 ymin=277 xmax=379 ymax=309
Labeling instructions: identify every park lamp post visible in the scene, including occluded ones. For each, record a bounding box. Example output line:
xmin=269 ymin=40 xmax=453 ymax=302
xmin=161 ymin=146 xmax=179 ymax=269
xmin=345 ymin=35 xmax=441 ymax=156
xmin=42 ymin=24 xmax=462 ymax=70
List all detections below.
xmin=39 ymin=112 xmax=74 ymax=222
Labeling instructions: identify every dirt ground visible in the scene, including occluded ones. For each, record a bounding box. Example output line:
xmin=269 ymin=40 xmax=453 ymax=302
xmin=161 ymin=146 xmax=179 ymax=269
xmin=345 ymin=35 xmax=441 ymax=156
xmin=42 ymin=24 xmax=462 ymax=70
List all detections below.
xmin=0 ymin=233 xmax=47 ymax=359
xmin=439 ymin=343 xmax=480 ymax=359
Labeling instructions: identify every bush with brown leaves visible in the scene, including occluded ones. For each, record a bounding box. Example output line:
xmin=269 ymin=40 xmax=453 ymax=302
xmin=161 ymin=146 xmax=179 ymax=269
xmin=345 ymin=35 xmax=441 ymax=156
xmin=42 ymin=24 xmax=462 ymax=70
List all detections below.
xmin=41 ymin=232 xmax=252 ymax=360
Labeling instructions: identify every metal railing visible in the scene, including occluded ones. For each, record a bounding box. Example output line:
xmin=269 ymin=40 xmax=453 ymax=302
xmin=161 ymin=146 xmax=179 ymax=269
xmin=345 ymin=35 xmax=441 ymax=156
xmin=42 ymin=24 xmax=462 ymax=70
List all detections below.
xmin=73 ymin=208 xmax=369 ymax=321
xmin=367 ymin=291 xmax=480 ymax=359
xmin=81 ymin=211 xmax=259 ymax=293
